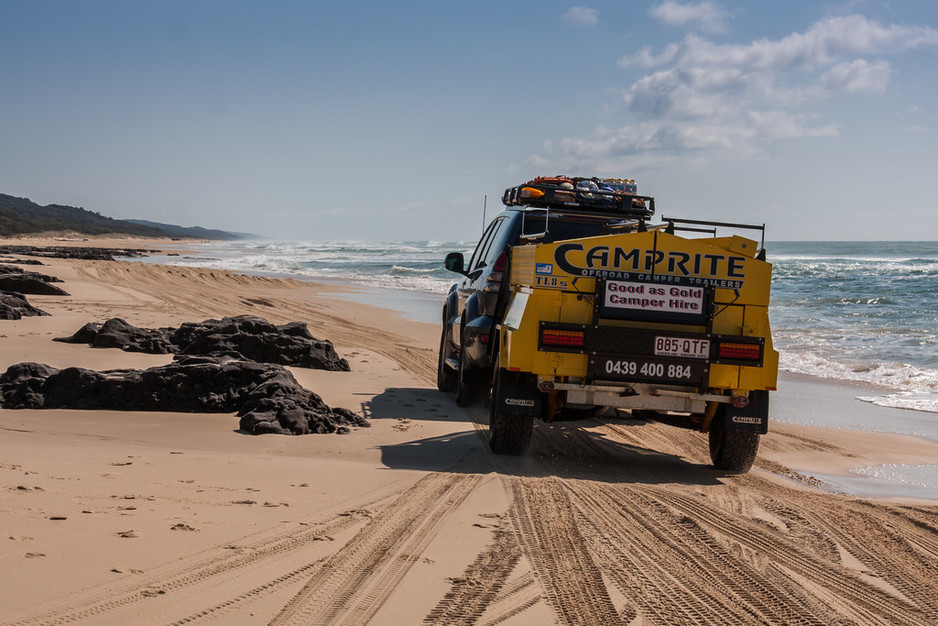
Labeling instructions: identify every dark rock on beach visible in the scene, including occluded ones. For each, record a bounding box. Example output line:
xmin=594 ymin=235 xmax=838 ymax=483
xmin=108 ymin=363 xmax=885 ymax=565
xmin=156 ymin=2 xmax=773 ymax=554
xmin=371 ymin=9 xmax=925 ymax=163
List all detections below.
xmin=0 ymin=275 xmax=69 ymax=296
xmin=56 ymin=314 xmax=351 ymax=371
xmin=0 ymin=245 xmax=156 ymax=261
xmin=0 ymin=291 xmax=48 ymax=320
xmin=175 ymin=316 xmax=351 ymax=371
xmin=0 ymin=264 xmax=61 ymax=282
xmin=0 ymin=355 xmax=368 ymax=435
xmin=71 ymin=318 xmax=177 ymax=354
xmin=0 ymin=263 xmax=69 ymax=296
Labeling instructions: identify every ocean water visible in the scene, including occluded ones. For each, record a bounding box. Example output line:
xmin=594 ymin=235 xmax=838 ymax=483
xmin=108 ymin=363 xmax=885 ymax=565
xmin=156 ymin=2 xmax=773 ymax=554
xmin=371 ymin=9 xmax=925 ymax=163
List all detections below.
xmin=149 ymin=240 xmax=470 ymax=295
xmin=769 ymin=241 xmax=938 ymax=415
xmin=140 ymin=240 xmax=938 ymax=416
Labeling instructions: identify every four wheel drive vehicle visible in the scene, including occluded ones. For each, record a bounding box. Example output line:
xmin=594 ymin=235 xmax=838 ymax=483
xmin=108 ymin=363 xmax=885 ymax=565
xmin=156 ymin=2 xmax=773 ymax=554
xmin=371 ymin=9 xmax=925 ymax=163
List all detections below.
xmin=439 ymin=176 xmax=778 ymax=473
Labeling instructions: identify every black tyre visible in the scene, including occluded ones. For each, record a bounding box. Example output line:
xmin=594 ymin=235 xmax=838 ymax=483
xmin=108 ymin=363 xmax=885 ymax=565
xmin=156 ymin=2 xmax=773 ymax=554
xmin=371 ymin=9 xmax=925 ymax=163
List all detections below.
xmin=709 ymin=408 xmax=760 ymax=473
xmin=455 ymin=342 xmax=477 ymax=406
xmin=436 ymin=323 xmax=456 ymax=392
xmin=488 ymin=368 xmax=533 ymax=455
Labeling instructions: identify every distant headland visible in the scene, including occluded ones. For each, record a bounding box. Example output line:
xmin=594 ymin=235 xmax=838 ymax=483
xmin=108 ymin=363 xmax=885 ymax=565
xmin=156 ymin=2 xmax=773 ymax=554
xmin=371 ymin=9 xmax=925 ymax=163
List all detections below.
xmin=0 ymin=193 xmax=247 ymax=240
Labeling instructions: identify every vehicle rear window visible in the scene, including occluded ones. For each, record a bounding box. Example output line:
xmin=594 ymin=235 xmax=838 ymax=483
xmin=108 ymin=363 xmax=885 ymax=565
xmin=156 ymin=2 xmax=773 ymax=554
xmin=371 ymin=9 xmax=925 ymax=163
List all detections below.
xmin=517 ymin=214 xmax=617 ymax=244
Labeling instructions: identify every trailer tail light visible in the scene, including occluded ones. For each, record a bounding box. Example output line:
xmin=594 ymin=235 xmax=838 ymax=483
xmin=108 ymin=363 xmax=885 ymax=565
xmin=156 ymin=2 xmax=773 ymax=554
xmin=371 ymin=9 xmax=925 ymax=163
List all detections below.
xmin=541 ymin=329 xmax=585 ymax=348
xmin=718 ymin=342 xmax=761 ymax=361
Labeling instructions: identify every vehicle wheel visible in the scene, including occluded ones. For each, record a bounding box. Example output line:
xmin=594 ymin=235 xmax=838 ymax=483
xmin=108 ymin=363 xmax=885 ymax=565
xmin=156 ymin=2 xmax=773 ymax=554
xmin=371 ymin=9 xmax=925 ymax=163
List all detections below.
xmin=489 ymin=367 xmax=533 ymax=455
xmin=708 ymin=407 xmax=760 ymax=473
xmin=455 ymin=342 xmax=477 ymax=406
xmin=436 ymin=323 xmax=456 ymax=392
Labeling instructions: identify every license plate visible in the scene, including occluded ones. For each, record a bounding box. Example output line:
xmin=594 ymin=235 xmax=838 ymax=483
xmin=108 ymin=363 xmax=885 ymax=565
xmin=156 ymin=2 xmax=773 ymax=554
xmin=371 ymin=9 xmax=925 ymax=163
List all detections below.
xmin=654 ymin=336 xmax=710 ymax=359
xmin=590 ymin=355 xmax=708 ymax=385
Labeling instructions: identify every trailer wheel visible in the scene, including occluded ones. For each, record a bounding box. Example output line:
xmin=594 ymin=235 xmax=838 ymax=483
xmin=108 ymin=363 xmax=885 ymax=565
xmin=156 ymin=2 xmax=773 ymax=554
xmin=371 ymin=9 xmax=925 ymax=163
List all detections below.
xmin=436 ymin=323 xmax=456 ymax=392
xmin=489 ymin=368 xmax=533 ymax=455
xmin=708 ymin=408 xmax=760 ymax=473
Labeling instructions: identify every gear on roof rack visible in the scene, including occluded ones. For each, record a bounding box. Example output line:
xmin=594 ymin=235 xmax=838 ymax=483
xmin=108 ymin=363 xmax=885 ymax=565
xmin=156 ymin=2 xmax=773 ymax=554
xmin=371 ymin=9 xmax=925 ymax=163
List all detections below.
xmin=503 ymin=175 xmax=654 ymax=219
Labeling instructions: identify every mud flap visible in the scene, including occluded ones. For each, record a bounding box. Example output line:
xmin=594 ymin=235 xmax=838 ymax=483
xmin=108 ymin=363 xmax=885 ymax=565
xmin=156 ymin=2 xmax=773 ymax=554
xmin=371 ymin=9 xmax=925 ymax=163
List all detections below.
xmin=494 ymin=370 xmax=542 ymax=417
xmin=725 ymin=390 xmax=769 ymax=434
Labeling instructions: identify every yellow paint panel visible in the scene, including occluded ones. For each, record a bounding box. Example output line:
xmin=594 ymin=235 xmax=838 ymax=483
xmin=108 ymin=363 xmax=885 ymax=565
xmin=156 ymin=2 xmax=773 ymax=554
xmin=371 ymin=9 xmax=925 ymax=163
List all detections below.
xmin=712 ymin=304 xmax=744 ymax=336
xmin=500 ymin=227 xmax=777 ymax=393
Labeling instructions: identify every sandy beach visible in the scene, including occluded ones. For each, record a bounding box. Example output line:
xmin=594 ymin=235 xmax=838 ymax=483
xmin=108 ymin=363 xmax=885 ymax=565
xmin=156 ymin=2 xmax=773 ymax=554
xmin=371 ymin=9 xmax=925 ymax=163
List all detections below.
xmin=3 ymin=239 xmax=938 ymax=625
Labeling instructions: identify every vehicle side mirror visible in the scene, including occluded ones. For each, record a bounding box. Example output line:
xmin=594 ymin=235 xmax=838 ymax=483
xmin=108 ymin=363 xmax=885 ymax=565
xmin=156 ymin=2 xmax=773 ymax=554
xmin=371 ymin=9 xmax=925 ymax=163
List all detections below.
xmin=444 ymin=252 xmax=466 ymax=274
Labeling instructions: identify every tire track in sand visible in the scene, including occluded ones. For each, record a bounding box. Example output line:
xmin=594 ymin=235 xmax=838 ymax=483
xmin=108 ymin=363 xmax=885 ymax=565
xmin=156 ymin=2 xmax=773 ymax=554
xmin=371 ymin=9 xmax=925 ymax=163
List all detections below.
xmin=271 ymin=471 xmax=481 ymax=625
xmin=506 ymin=419 xmax=936 ymax=624
xmin=423 ymin=526 xmax=522 ymax=625
xmin=475 ymin=571 xmax=543 ymax=626
xmin=568 ymin=481 xmax=824 ymax=624
xmin=785 ymin=497 xmax=938 ymax=620
xmin=506 ymin=476 xmax=623 ymax=625
xmin=2 ymin=500 xmax=385 ymax=626
xmin=643 ymin=486 xmax=933 ymax=624
xmin=521 ymin=423 xmax=820 ymax=622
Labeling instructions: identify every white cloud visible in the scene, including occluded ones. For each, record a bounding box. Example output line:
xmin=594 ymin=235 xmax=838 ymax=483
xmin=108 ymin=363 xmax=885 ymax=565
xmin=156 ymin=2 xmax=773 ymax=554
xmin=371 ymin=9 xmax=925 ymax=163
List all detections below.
xmin=649 ymin=1 xmax=730 ymax=34
xmin=818 ymin=59 xmax=890 ymax=93
xmin=621 ymin=15 xmax=938 ymax=73
xmin=539 ymin=14 xmax=938 ymax=170
xmin=563 ymin=6 xmax=598 ymax=27
xmin=510 ymin=153 xmax=553 ymax=174
xmin=747 ymin=111 xmax=838 ymax=140
xmin=618 ymin=16 xmax=937 ymax=121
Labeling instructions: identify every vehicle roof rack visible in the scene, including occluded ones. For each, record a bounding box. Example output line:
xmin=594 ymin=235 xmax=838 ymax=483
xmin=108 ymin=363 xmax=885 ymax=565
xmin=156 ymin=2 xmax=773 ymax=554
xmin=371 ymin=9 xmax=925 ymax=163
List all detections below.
xmin=503 ymin=176 xmax=655 ymax=220
xmin=661 ymin=216 xmax=766 ymax=251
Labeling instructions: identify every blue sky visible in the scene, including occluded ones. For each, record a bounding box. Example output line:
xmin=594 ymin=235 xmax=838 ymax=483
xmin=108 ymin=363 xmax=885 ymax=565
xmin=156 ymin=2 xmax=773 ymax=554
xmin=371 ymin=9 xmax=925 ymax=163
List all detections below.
xmin=2 ymin=1 xmax=937 ymax=241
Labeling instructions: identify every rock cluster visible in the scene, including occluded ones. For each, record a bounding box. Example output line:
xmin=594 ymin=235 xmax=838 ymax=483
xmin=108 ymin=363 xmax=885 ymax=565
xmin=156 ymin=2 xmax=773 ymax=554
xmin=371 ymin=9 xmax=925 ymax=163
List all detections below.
xmin=55 ymin=315 xmax=350 ymax=371
xmin=0 ymin=245 xmax=155 ymax=261
xmin=0 ymin=264 xmax=69 ymax=296
xmin=1 ymin=247 xmax=154 ymax=317
xmin=0 ymin=291 xmax=48 ymax=320
xmin=0 ymin=259 xmax=63 ymax=319
xmin=0 ymin=250 xmax=362 ymax=435
xmin=0 ymin=355 xmax=368 ymax=435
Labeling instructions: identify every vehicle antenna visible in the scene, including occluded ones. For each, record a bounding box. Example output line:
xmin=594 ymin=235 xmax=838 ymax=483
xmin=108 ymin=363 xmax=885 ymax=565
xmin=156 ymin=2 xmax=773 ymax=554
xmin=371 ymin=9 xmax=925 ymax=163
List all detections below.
xmin=482 ymin=195 xmax=487 ymax=234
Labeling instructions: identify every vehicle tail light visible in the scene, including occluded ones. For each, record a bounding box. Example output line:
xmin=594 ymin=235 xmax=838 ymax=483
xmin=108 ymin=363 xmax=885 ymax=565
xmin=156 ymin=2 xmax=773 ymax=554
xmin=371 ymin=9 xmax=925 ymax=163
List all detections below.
xmin=492 ymin=250 xmax=507 ymax=272
xmin=541 ymin=329 xmax=584 ymax=348
xmin=718 ymin=342 xmax=761 ymax=361
xmin=484 ymin=251 xmax=508 ymax=292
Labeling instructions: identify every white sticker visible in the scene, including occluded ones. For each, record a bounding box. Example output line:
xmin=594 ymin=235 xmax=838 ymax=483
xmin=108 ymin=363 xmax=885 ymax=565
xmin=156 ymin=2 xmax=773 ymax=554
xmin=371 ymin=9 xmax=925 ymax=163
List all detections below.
xmin=604 ymin=280 xmax=703 ymax=315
